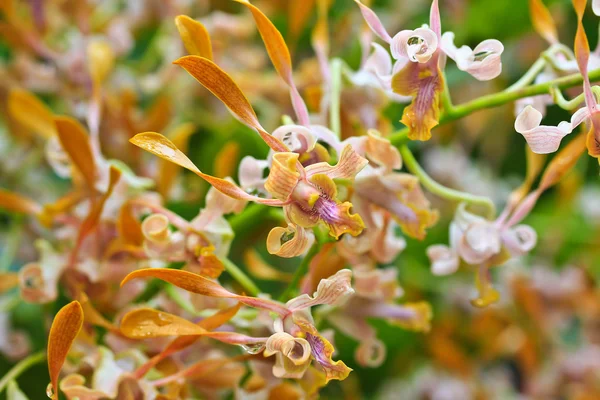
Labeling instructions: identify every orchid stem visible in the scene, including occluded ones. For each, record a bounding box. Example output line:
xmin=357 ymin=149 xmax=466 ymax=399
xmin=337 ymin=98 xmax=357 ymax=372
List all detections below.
xmin=506 ymin=58 xmax=547 ymax=92
xmin=0 ymin=350 xmax=47 ymax=394
xmin=399 ymin=145 xmax=496 ymax=219
xmin=278 ymin=242 xmax=320 ymax=302
xmin=330 ymin=58 xmax=343 ymax=138
xmin=221 ymin=257 xmax=261 ymax=297
xmin=441 ymin=71 xmax=454 ymax=113
xmin=390 ymin=66 xmax=600 ymax=147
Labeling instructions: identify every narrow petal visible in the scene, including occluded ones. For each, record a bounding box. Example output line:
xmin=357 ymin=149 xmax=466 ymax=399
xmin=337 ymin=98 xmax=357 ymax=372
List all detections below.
xmin=173 ymin=56 xmax=288 ymax=152
xmin=264 ymin=152 xmax=301 ymax=200
xmin=118 ymin=203 xmax=143 ymax=246
xmin=7 ymin=88 xmax=55 ymax=138
xmin=429 ymin=0 xmax=442 ymax=38
xmin=286 ymin=269 xmax=354 ymax=312
xmin=156 ymin=122 xmax=196 ymax=198
xmin=426 ymin=245 xmax=460 ymax=276
xmin=121 ymin=268 xmax=289 ymax=315
xmin=538 ymin=131 xmax=587 ymax=191
xmin=120 ymin=308 xmax=208 ymax=338
xmin=234 ymin=0 xmax=310 ymax=125
xmin=529 ymin=0 xmax=558 ymax=44
xmin=304 ymin=144 xmax=368 ymax=180
xmin=514 ymin=105 xmax=573 ymax=153
xmin=175 ymin=15 xmax=213 ymax=59
xmin=130 ymin=132 xmax=285 ymax=205
xmin=0 ymin=189 xmax=42 ymax=215
xmin=392 ymin=61 xmax=443 ymax=141
xmin=266 ymin=224 xmax=314 ymax=258
xmin=54 ymin=116 xmax=97 ymax=190
xmin=87 ymin=40 xmax=114 ymax=86
xmin=353 ymin=0 xmax=392 ymax=43
xmin=47 ymin=301 xmax=84 ymax=400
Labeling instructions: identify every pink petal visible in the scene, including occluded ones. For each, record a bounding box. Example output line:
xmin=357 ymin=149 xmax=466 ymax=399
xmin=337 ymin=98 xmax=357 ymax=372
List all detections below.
xmin=354 ymin=0 xmax=392 ymax=43
xmin=286 ymin=269 xmax=354 ymax=312
xmin=515 ymin=105 xmax=573 ymax=154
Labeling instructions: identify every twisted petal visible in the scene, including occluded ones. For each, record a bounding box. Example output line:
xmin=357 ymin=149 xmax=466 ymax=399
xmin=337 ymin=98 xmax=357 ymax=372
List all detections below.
xmin=264 ymin=152 xmax=301 ymax=200
xmin=441 ymin=32 xmax=503 ymax=80
xmin=514 ymin=105 xmax=586 ymax=154
xmin=529 ymin=0 xmax=558 ymax=44
xmin=305 ymin=144 xmax=368 ymax=180
xmin=426 ymin=245 xmax=460 ymax=276
xmin=266 ymin=223 xmax=314 ymax=258
xmin=272 ymin=124 xmax=318 ymax=153
xmin=264 ymin=332 xmax=312 ymax=379
xmin=286 ymin=269 xmax=354 ymax=312
xmin=391 ymin=28 xmax=438 ymax=63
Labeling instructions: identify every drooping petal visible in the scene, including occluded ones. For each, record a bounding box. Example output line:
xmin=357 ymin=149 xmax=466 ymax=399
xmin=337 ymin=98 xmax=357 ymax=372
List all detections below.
xmin=130 ymin=132 xmax=285 ymax=205
xmin=538 ymin=131 xmax=587 ymax=192
xmin=391 ymin=28 xmax=438 ymax=63
xmin=7 ymin=88 xmax=55 ymax=138
xmin=264 ymin=152 xmax=301 ymax=200
xmin=304 ymin=144 xmax=368 ymax=180
xmin=173 ymin=56 xmax=288 ymax=152
xmin=529 ymin=0 xmax=558 ymax=44
xmin=392 ymin=61 xmax=443 ymax=141
xmin=286 ymin=269 xmax=354 ymax=312
xmin=234 ymin=0 xmax=311 ymax=126
xmin=353 ymin=0 xmax=392 ymax=43
xmin=514 ymin=105 xmax=577 ymax=154
xmin=426 ymin=245 xmax=460 ymax=276
xmin=54 ymin=116 xmax=97 ymax=190
xmin=47 ymin=301 xmax=84 ymax=400
xmin=121 ymin=268 xmax=289 ymax=315
xmin=266 ymin=224 xmax=314 ymax=258
xmin=156 ymin=123 xmax=196 ymax=198
xmin=175 ymin=15 xmax=213 ymax=59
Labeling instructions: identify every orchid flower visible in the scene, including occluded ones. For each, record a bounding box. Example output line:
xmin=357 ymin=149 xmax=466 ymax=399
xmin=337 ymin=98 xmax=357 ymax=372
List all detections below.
xmin=355 ymin=0 xmax=504 ymax=141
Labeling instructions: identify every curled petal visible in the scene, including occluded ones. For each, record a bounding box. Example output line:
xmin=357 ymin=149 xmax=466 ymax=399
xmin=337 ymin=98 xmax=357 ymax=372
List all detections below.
xmin=141 ymin=214 xmax=170 ymax=243
xmin=514 ymin=105 xmax=581 ymax=154
xmin=502 ymin=224 xmax=537 ymax=256
xmin=457 ymin=222 xmax=501 ymax=265
xmin=130 ymin=132 xmax=285 ymax=205
xmin=173 ymin=56 xmax=288 ymax=152
xmin=286 ymin=269 xmax=354 ymax=312
xmin=265 ymin=332 xmax=312 ymax=379
xmin=272 ymin=124 xmax=318 ymax=153
xmin=175 ymin=15 xmax=213 ymax=59
xmin=121 ymin=268 xmax=289 ymax=315
xmin=426 ymin=245 xmax=460 ymax=276
xmin=392 ymin=61 xmax=443 ymax=141
xmin=353 ymin=0 xmax=392 ymax=43
xmin=355 ymin=338 xmax=386 ymax=368
xmin=265 ymin=152 xmax=301 ymax=200
xmin=47 ymin=301 xmax=84 ymax=400
xmin=441 ymin=33 xmax=504 ymax=80
xmin=266 ymin=224 xmax=314 ymax=258
xmin=391 ymin=28 xmax=438 ymax=63
xmin=305 ymin=144 xmax=368 ymax=180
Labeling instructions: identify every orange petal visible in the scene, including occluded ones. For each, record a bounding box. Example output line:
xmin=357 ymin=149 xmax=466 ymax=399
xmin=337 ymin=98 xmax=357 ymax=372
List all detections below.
xmin=214 ymin=141 xmax=241 ymax=178
xmin=131 ymin=132 xmax=285 ymax=205
xmin=0 ymin=188 xmax=42 ymax=215
xmin=173 ymin=56 xmax=288 ymax=152
xmin=54 ymin=116 xmax=97 ymax=190
xmin=47 ymin=301 xmax=84 ymax=400
xmin=175 ymin=15 xmax=213 ymax=59
xmin=77 ymin=292 xmax=119 ymax=333
xmin=539 ymin=132 xmax=587 ymax=191
xmin=118 ymin=203 xmax=143 ymax=246
xmin=7 ymin=88 xmax=55 ymax=138
xmin=528 ymin=0 xmax=558 ymax=44
xmin=244 ymin=249 xmax=294 ymax=280
xmin=392 ymin=62 xmax=443 ymax=141
xmin=156 ymin=123 xmax=196 ymax=198
xmin=87 ymin=40 xmax=114 ymax=85
xmin=235 ymin=0 xmax=310 ymax=125
xmin=0 ymin=272 xmax=18 ymax=293
xmin=120 ymin=308 xmax=207 ymax=338
xmin=121 ymin=268 xmax=289 ymax=315
xmin=265 ymin=152 xmax=301 ymax=200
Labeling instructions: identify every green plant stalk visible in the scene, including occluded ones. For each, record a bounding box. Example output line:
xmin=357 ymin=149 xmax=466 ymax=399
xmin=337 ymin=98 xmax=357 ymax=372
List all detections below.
xmin=399 ymin=145 xmax=496 ymax=219
xmin=278 ymin=242 xmax=320 ymax=302
xmin=228 ymin=203 xmax=271 ymax=233
xmin=389 ymin=67 xmax=600 ymax=146
xmin=0 ymin=350 xmax=47 ymax=393
xmin=330 ymin=58 xmax=343 ymax=138
xmin=221 ymin=257 xmax=261 ymax=297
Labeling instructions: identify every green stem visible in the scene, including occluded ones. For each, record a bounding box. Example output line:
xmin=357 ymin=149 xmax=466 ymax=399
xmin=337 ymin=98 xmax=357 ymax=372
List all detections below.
xmin=441 ymin=71 xmax=453 ymax=113
xmin=228 ymin=204 xmax=271 ymax=233
xmin=278 ymin=242 xmax=320 ymax=302
xmin=389 ymin=67 xmax=600 ymax=147
xmin=0 ymin=215 xmax=24 ymax=272
xmin=330 ymin=58 xmax=343 ymax=138
xmin=399 ymin=145 xmax=496 ymax=219
xmin=221 ymin=257 xmax=261 ymax=297
xmin=506 ymin=58 xmax=547 ymax=91
xmin=0 ymin=350 xmax=47 ymax=393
